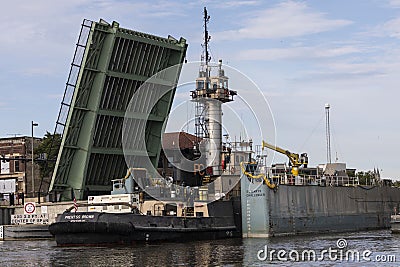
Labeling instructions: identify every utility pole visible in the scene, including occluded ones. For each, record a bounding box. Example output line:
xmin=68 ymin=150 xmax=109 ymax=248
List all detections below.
xmin=325 ymin=104 xmax=331 ymax=164
xmin=31 ymin=121 xmax=38 ymax=197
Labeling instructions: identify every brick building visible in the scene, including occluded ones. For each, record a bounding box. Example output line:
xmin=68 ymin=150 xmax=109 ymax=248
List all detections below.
xmin=0 ymin=136 xmax=41 ymax=202
xmin=158 ymin=132 xmax=204 ymax=186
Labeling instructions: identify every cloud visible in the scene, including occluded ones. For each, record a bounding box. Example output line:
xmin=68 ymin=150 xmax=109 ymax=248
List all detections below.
xmin=213 ymin=1 xmax=260 ymax=8
xmin=237 ymin=45 xmax=362 ymax=61
xmin=23 ymin=67 xmax=59 ymax=76
xmin=388 ymin=0 xmax=400 ymax=8
xmin=373 ymin=17 xmax=400 ymax=38
xmin=214 ymin=1 xmax=352 ymax=41
xmin=0 ymin=1 xmax=183 ymax=47
xmin=0 ymin=0 xmax=191 ymax=79
xmin=47 ymin=94 xmax=63 ymax=100
xmin=284 ymin=50 xmax=400 ymax=93
xmin=0 ymin=102 xmax=14 ymax=111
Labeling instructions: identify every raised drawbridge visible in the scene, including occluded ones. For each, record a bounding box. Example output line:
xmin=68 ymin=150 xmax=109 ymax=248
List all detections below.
xmin=49 ymin=19 xmax=187 ymax=200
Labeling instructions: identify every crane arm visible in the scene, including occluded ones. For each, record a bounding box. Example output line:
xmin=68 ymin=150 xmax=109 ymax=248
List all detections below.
xmin=262 ymin=141 xmax=287 ymax=155
xmin=261 ymin=140 xmax=300 ymax=166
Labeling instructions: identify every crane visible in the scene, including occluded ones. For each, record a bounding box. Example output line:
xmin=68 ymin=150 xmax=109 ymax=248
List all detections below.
xmin=261 ymin=140 xmax=308 ymax=176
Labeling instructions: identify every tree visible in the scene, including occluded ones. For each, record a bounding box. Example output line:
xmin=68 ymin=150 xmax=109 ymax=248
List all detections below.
xmin=356 ymin=170 xmax=376 ymax=185
xmin=34 ymin=131 xmax=62 ymax=179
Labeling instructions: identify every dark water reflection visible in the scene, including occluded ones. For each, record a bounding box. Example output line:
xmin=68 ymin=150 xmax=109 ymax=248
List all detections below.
xmin=0 ymin=230 xmax=399 ymax=266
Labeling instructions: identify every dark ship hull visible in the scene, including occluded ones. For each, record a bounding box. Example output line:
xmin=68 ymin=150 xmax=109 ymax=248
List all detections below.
xmin=49 ymin=200 xmax=241 ymax=246
xmin=49 ymin=212 xmax=238 ymax=246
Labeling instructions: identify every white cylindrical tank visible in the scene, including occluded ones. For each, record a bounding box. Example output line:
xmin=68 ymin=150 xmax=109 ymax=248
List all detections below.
xmin=205 ymin=99 xmax=222 ymax=176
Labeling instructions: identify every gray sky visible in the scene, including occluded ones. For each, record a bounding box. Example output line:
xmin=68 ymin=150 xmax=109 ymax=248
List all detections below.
xmin=1 ymin=0 xmax=399 ymax=179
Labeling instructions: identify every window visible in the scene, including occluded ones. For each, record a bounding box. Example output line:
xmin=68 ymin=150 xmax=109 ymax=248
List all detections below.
xmin=197 ymin=81 xmax=204 ymax=90
xmin=1 ymin=160 xmax=10 ymax=174
xmin=14 ymin=157 xmax=20 ymax=172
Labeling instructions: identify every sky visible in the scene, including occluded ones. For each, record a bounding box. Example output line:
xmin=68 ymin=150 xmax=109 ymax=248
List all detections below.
xmin=1 ymin=0 xmax=400 ymax=179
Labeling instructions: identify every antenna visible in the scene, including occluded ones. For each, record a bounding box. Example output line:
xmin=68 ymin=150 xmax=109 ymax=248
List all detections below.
xmin=325 ymin=103 xmax=332 ymax=164
xmin=202 ymin=7 xmax=211 ymax=65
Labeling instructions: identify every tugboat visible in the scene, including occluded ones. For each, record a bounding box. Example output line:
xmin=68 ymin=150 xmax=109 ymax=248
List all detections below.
xmin=49 ymin=168 xmax=239 ymax=245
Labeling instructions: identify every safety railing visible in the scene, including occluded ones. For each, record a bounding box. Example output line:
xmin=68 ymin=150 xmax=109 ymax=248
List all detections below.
xmin=269 ymin=173 xmax=360 ymax=186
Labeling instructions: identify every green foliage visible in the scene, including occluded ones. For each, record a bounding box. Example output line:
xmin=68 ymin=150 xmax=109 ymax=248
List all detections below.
xmin=346 ymin=169 xmax=356 ymax=177
xmin=356 ymin=170 xmax=376 ymax=185
xmin=394 ymin=180 xmax=400 ymax=187
xmin=34 ymin=131 xmax=62 ymax=178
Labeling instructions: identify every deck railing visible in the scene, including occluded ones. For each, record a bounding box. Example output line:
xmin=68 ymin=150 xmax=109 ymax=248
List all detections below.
xmin=269 ymin=174 xmax=360 ymax=186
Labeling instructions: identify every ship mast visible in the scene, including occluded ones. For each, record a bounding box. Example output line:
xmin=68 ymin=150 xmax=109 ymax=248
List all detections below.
xmin=191 ymin=7 xmax=237 ymax=178
xmin=203 ymin=7 xmax=211 ymax=67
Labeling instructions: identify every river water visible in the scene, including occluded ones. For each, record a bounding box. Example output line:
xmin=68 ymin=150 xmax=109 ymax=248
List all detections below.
xmin=0 ymin=230 xmax=399 ymax=266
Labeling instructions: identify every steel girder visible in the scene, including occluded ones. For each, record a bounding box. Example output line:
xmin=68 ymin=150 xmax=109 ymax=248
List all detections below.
xmin=49 ymin=19 xmax=187 ymax=200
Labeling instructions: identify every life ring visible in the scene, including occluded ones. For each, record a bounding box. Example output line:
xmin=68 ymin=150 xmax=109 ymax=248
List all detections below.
xmin=230 ymin=167 xmax=236 ymax=174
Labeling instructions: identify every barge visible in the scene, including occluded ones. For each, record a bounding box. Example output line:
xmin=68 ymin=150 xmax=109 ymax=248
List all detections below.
xmin=240 ymin=153 xmax=400 ymax=237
